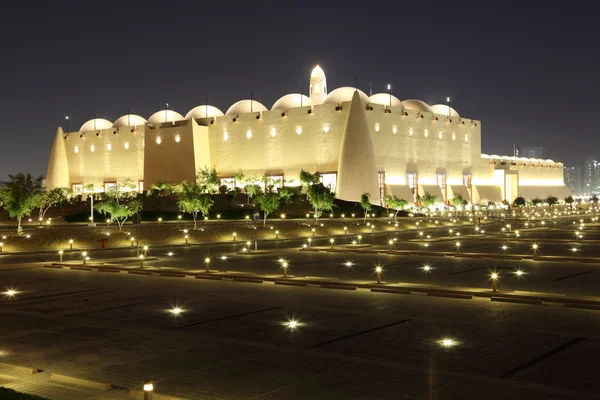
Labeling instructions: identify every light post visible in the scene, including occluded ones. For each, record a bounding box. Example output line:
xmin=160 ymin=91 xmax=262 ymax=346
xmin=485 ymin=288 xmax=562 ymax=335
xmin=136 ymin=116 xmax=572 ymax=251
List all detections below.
xmin=375 ymin=266 xmax=383 ymax=284
xmin=387 ymin=84 xmax=392 ymax=107
xmin=58 ymin=250 xmax=63 ymax=262
xmin=491 ymin=272 xmax=498 ymax=292
xmin=65 ymin=115 xmax=70 ymax=133
xmin=205 ymin=257 xmax=211 ymax=272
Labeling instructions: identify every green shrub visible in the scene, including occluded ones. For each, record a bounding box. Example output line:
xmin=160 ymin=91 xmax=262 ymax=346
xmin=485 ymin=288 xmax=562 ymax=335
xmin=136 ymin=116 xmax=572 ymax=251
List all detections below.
xmin=0 ymin=387 xmax=49 ymax=400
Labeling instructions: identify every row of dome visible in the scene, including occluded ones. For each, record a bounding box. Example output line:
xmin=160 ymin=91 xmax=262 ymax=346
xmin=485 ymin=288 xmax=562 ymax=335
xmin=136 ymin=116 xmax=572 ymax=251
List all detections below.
xmin=78 ymin=87 xmax=460 ymax=132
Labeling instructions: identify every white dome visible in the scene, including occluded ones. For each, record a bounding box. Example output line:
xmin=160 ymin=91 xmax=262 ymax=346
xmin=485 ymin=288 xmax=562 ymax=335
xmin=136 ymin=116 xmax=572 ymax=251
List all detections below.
xmin=113 ymin=114 xmax=147 ymax=128
xmin=430 ymin=104 xmax=460 ymax=118
xmin=147 ymin=109 xmax=185 ymax=124
xmin=79 ymin=118 xmax=113 ymax=132
xmin=402 ymin=99 xmax=433 ymax=113
xmin=311 ymin=65 xmax=325 ymax=78
xmin=271 ymin=94 xmax=313 ymax=111
xmin=185 ymin=105 xmax=224 ymax=119
xmin=226 ymin=100 xmax=268 ymax=116
xmin=369 ymin=93 xmax=403 ymax=107
xmin=323 ymin=87 xmax=369 ymax=105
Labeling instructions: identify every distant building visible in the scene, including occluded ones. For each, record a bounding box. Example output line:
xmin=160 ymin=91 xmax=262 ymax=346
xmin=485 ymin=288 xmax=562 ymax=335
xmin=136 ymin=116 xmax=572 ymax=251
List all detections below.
xmin=45 ymin=65 xmax=570 ymax=205
xmin=583 ymin=156 xmax=600 ymax=195
xmin=564 ymin=166 xmax=581 ymax=196
xmin=521 ymin=146 xmax=544 ymax=159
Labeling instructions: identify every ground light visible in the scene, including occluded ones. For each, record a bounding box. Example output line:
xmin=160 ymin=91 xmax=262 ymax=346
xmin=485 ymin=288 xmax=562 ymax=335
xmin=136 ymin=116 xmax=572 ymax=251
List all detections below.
xmin=439 ymin=338 xmax=457 ymax=348
xmin=501 ymin=245 xmax=508 ymax=252
xmin=345 ymin=261 xmax=353 ymax=268
xmin=221 ymin=255 xmax=227 ymax=261
xmin=3 ymin=289 xmax=18 ymax=298
xmin=285 ymin=319 xmax=300 ymax=330
xmin=167 ymin=252 xmax=174 ymax=257
xmin=515 ymin=269 xmax=524 ymax=277
xmin=170 ymin=307 xmax=183 ymax=315
xmin=422 ymin=264 xmax=431 ymax=273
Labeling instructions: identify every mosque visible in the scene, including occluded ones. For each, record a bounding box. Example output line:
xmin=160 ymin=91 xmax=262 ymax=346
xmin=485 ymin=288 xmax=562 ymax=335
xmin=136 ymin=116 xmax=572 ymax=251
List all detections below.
xmin=45 ymin=65 xmax=570 ymax=207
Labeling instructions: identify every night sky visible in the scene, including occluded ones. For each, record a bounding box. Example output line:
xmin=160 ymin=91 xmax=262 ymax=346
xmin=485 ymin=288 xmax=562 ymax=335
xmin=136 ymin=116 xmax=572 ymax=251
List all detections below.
xmin=1 ymin=2 xmax=598 ymax=179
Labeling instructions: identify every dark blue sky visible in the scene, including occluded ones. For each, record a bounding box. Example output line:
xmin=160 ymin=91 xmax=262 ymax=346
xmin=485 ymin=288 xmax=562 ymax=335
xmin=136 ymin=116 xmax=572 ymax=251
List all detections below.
xmin=1 ymin=1 xmax=598 ymax=179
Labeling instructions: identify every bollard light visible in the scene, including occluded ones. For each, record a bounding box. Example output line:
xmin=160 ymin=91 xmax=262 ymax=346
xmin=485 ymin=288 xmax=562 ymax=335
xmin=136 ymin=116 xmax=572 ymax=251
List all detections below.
xmin=307 ymin=238 xmax=312 ymax=248
xmin=217 ymin=214 xmax=221 ymax=221
xmin=419 ymin=231 xmax=423 ymax=240
xmin=143 ymin=245 xmax=149 ymax=256
xmin=491 ymin=272 xmax=499 ymax=292
xmin=58 ymin=250 xmax=63 ymax=262
xmin=281 ymin=261 xmax=289 ymax=277
xmin=275 ymin=230 xmax=279 ymax=239
xmin=455 ymin=241 xmax=461 ymax=253
xmin=4 ymin=289 xmax=18 ymax=297
xmin=158 ymin=217 xmax=162 ymax=224
xmin=343 ymin=226 xmax=348 ymax=234
xmin=82 ymin=251 xmax=88 ymax=264
xmin=375 ymin=266 xmax=383 ymax=284
xmin=330 ymin=238 xmax=334 ymax=249
xmin=69 ymin=239 xmax=74 ymax=250
xmin=357 ymin=235 xmax=362 ymax=244
xmin=139 ymin=254 xmax=144 ymax=267
xmin=311 ymin=228 xmax=316 ymax=237
xmin=532 ymin=243 xmax=539 ymax=257
xmin=388 ymin=239 xmax=394 ymax=250
xmin=167 ymin=252 xmax=174 ymax=257
xmin=205 ymin=257 xmax=211 ymax=272
xmin=131 ymin=237 xmax=135 ymax=246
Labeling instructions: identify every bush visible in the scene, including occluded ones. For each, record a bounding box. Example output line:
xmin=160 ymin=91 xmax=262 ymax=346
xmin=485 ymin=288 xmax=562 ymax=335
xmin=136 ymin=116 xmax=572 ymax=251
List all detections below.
xmin=0 ymin=387 xmax=49 ymax=399
xmin=218 ymin=185 xmax=228 ymax=195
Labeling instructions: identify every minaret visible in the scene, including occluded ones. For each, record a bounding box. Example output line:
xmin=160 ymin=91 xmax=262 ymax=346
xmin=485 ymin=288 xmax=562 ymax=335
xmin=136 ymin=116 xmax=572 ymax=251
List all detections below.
xmin=336 ymin=91 xmax=380 ymax=204
xmin=46 ymin=127 xmax=70 ymax=189
xmin=309 ymin=65 xmax=327 ymax=105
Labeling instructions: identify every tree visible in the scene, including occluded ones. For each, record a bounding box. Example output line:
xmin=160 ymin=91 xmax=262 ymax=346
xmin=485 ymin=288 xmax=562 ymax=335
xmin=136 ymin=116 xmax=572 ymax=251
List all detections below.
xmin=255 ymin=191 xmax=282 ymax=226
xmin=545 ymin=196 xmax=558 ymax=209
xmin=512 ymin=196 xmax=526 ymax=208
xmin=174 ymin=181 xmax=214 ymax=229
xmin=531 ymin=198 xmax=543 ymax=206
xmin=95 ymin=179 xmax=142 ymax=231
xmin=95 ymin=197 xmax=142 ymax=232
xmin=421 ymin=192 xmax=438 ymax=209
xmin=244 ymin=184 xmax=262 ymax=203
xmin=148 ymin=182 xmax=173 ymax=213
xmin=452 ymin=194 xmax=468 ymax=217
xmin=197 ymin=166 xmax=219 ymax=194
xmin=0 ymin=173 xmax=44 ymax=234
xmin=564 ymin=195 xmax=574 ymax=210
xmin=360 ymin=192 xmax=372 ymax=222
xmin=299 ymin=170 xmax=334 ymax=222
xmin=34 ymin=187 xmax=70 ymax=223
xmin=385 ymin=195 xmax=408 ymax=220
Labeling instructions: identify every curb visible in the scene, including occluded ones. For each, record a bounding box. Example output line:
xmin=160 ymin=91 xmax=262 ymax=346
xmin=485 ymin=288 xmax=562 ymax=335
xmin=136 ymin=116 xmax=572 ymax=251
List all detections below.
xmin=50 ymin=373 xmax=112 ymax=390
xmin=491 ymin=297 xmax=542 ymax=305
xmin=0 ymin=362 xmax=38 ymax=375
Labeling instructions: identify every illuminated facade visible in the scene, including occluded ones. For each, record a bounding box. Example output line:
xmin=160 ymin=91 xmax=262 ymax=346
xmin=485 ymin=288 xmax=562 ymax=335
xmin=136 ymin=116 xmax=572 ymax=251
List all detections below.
xmin=46 ymin=65 xmax=570 ymax=206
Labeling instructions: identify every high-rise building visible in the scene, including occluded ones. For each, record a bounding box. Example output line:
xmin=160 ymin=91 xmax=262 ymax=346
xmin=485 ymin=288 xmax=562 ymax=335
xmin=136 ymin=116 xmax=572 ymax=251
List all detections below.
xmin=583 ymin=156 xmax=600 ymax=195
xmin=564 ymin=166 xmax=581 ymax=196
xmin=521 ymin=146 xmax=545 ymax=159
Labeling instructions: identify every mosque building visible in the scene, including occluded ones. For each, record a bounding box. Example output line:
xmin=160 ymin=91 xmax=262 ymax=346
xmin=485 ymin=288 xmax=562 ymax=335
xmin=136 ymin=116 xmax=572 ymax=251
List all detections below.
xmin=45 ymin=65 xmax=570 ymax=206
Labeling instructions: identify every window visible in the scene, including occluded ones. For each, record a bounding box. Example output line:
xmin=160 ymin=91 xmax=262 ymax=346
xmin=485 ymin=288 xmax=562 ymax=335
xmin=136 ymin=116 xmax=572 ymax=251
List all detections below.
xmin=175 ymin=135 xmax=180 ymax=143
xmin=223 ymin=132 xmax=229 ymax=141
xmin=220 ymin=177 xmax=235 ymax=191
xmin=378 ymin=171 xmax=385 ymax=206
xmin=392 ymin=125 xmax=397 ymax=134
xmin=313 ymin=83 xmax=321 ymax=94
xmin=424 ymin=129 xmax=429 ymax=138
xmin=438 ymin=131 xmax=443 ymax=139
xmin=90 ymin=145 xmax=95 ymax=152
xmin=246 ymin=129 xmax=252 ymax=139
xmin=323 ymin=124 xmax=330 ymax=133
xmin=124 ymin=142 xmax=129 ymax=150
xmin=465 ymin=134 xmax=469 ymax=142
xmin=296 ymin=126 xmax=302 ymax=135
xmin=74 ymin=146 xmax=79 ymax=154
xmin=463 ymin=174 xmax=472 ymax=203
xmin=107 ymin=143 xmax=112 ymax=151
xmin=437 ymin=173 xmax=447 ymax=203
xmin=409 ymin=127 xmax=413 ymax=136
xmin=71 ymin=183 xmax=83 ymax=195
xmin=104 ymin=182 xmax=117 ymax=192
xmin=156 ymin=136 xmax=162 ymax=144
xmin=270 ymin=128 xmax=276 ymax=137
xmin=407 ymin=172 xmax=418 ymax=202
xmin=319 ymin=172 xmax=337 ymax=192
xmin=374 ymin=123 xmax=380 ymax=132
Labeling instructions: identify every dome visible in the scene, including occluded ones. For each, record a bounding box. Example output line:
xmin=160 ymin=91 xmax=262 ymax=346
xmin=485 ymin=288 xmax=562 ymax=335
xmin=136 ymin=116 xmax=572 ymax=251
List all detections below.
xmin=323 ymin=87 xmax=369 ymax=105
xmin=185 ymin=105 xmax=224 ymax=119
xmin=225 ymin=100 xmax=268 ymax=116
xmin=369 ymin=93 xmax=403 ymax=108
xmin=147 ymin=109 xmax=185 ymax=124
xmin=79 ymin=118 xmax=113 ymax=132
xmin=113 ymin=114 xmax=147 ymax=128
xmin=402 ymin=99 xmax=433 ymax=114
xmin=430 ymin=104 xmax=460 ymax=118
xmin=311 ymin=65 xmax=325 ymax=78
xmin=271 ymin=94 xmax=313 ymax=111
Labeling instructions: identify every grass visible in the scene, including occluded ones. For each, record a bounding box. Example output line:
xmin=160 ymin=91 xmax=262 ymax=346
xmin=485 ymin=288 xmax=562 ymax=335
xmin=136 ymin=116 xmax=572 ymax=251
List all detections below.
xmin=0 ymin=387 xmax=49 ymax=400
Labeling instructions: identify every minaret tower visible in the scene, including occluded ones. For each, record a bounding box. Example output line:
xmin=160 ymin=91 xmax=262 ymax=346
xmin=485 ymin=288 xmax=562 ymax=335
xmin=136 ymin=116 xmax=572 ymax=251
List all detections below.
xmin=309 ymin=65 xmax=327 ymax=105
